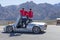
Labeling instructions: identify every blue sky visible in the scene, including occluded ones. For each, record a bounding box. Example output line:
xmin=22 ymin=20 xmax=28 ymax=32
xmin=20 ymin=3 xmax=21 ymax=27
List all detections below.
xmin=0 ymin=0 xmax=60 ymax=6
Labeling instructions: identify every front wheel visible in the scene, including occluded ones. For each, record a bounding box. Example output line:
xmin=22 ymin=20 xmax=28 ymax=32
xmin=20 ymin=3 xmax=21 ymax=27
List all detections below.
xmin=32 ymin=26 xmax=41 ymax=34
xmin=6 ymin=26 xmax=13 ymax=33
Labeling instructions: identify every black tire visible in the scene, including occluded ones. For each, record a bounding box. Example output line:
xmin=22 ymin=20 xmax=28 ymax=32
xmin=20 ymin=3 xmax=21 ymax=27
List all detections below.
xmin=6 ymin=26 xmax=13 ymax=33
xmin=32 ymin=26 xmax=41 ymax=34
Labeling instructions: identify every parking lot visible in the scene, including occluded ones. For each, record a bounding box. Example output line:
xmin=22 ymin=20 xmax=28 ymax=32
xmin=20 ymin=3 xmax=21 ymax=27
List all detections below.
xmin=0 ymin=25 xmax=60 ymax=40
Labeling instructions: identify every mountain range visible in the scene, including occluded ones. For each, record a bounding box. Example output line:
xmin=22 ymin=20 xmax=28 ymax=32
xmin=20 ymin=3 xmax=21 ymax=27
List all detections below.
xmin=0 ymin=1 xmax=60 ymax=21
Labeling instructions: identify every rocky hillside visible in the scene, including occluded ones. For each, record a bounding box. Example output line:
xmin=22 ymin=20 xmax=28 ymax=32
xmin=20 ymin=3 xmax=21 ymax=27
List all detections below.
xmin=0 ymin=1 xmax=60 ymax=21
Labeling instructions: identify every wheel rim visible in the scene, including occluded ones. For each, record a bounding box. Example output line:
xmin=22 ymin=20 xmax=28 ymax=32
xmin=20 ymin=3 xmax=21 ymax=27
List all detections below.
xmin=33 ymin=27 xmax=40 ymax=33
xmin=6 ymin=27 xmax=13 ymax=32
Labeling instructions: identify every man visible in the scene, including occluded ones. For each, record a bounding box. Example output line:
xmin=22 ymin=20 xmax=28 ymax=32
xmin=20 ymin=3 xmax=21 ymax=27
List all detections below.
xmin=28 ymin=9 xmax=33 ymax=23
xmin=20 ymin=8 xmax=26 ymax=17
xmin=20 ymin=8 xmax=28 ymax=28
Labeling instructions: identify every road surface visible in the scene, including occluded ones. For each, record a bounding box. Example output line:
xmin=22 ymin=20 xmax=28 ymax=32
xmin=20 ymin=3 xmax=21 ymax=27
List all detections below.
xmin=0 ymin=25 xmax=60 ymax=40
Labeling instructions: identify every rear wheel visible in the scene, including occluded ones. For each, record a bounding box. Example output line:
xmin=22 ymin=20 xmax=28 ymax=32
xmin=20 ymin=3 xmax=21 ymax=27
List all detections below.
xmin=6 ymin=26 xmax=13 ymax=33
xmin=32 ymin=26 xmax=41 ymax=34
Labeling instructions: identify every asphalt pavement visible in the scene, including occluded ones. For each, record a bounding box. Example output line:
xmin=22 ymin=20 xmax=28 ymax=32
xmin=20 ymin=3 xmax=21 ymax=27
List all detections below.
xmin=0 ymin=25 xmax=60 ymax=40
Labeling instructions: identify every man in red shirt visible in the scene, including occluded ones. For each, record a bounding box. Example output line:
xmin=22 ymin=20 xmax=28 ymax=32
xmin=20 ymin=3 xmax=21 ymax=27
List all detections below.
xmin=20 ymin=8 xmax=26 ymax=17
xmin=20 ymin=8 xmax=28 ymax=28
xmin=28 ymin=9 xmax=33 ymax=23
